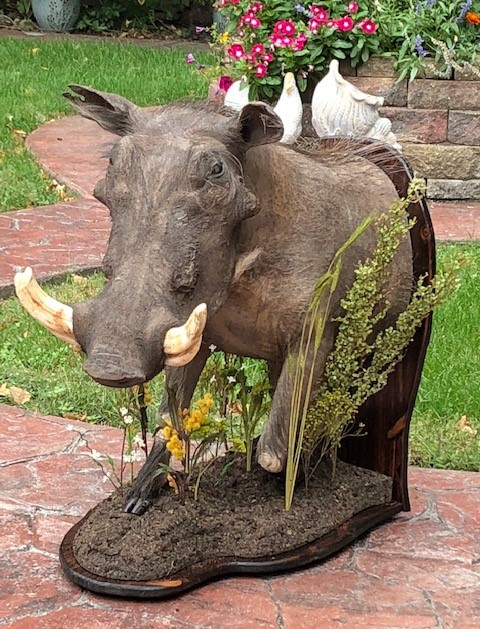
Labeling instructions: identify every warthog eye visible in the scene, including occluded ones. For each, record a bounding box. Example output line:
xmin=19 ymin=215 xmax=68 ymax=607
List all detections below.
xmin=211 ymin=162 xmax=224 ymax=177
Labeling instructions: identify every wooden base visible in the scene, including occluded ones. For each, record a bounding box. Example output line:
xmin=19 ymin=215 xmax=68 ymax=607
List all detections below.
xmin=59 ymin=500 xmax=402 ymax=599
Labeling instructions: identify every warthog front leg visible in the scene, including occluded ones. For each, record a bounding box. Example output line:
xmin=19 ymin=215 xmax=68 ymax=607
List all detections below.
xmin=123 ymin=345 xmax=209 ymax=514
xmin=257 ymin=328 xmax=335 ymax=473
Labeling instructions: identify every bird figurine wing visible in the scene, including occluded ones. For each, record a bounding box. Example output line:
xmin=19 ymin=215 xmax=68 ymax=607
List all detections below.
xmin=274 ymin=73 xmax=303 ymax=145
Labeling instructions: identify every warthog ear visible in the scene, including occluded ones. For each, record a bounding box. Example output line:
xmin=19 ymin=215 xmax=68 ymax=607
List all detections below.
xmin=237 ymin=102 xmax=284 ymax=147
xmin=63 ymin=85 xmax=139 ymax=136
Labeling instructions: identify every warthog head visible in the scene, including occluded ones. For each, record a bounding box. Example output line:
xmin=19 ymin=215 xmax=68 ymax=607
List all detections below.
xmin=15 ymin=87 xmax=283 ymax=387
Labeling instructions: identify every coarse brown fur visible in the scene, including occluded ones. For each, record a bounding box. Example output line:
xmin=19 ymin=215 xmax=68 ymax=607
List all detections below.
xmin=65 ymin=87 xmax=413 ymax=511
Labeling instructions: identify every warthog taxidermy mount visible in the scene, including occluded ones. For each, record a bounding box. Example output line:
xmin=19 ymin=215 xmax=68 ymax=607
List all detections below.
xmin=16 ymin=86 xmax=414 ymax=513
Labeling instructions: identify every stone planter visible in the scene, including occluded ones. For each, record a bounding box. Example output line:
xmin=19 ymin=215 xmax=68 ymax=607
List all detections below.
xmin=32 ymin=0 xmax=81 ymax=32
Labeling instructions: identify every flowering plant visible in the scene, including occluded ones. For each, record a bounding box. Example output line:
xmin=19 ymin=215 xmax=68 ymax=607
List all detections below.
xmin=216 ymin=0 xmax=382 ymax=98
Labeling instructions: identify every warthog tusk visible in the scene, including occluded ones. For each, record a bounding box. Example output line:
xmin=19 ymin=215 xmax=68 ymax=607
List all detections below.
xmin=14 ymin=267 xmax=81 ymax=351
xmin=164 ymin=303 xmax=207 ymax=367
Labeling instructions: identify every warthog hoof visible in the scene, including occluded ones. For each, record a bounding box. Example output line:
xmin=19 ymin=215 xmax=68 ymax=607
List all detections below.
xmin=123 ymin=439 xmax=170 ymax=515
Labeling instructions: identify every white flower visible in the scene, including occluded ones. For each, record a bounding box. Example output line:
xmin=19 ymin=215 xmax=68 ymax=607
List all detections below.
xmin=132 ymin=434 xmax=145 ymax=448
xmin=123 ymin=450 xmax=142 ymax=463
xmin=119 ymin=407 xmax=129 ymax=416
xmin=123 ymin=414 xmax=133 ymax=425
xmin=227 ymin=376 xmax=236 ymax=384
xmin=209 ymin=344 xmax=217 ymax=353
xmin=209 ymin=375 xmax=216 ymax=384
xmin=89 ymin=449 xmax=102 ymax=462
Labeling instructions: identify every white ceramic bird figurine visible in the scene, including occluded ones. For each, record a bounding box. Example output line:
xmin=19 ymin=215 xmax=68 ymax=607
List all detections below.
xmin=311 ymin=60 xmax=401 ymax=151
xmin=224 ymin=77 xmax=251 ymax=111
xmin=274 ymin=72 xmax=303 ymax=144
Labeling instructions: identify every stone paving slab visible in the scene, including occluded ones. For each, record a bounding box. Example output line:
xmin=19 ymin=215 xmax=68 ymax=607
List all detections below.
xmin=0 ymin=198 xmax=110 ymax=298
xmin=0 ymin=405 xmax=479 ymax=629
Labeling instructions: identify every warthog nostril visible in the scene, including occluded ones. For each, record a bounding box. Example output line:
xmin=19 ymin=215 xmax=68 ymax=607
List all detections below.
xmin=83 ymin=355 xmax=146 ymax=389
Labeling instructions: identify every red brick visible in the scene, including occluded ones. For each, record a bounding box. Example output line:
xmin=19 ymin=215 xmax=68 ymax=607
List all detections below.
xmin=349 ymin=77 xmax=408 ymax=107
xmin=380 ymin=107 xmax=447 ymax=143
xmin=448 ymin=110 xmax=480 ymax=145
xmin=26 ymin=116 xmax=113 ymax=198
xmin=408 ymin=80 xmax=480 ymax=110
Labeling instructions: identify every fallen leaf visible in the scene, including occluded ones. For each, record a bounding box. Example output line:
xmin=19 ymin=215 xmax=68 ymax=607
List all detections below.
xmin=13 ymin=129 xmax=27 ymax=138
xmin=71 ymin=274 xmax=87 ymax=285
xmin=0 ymin=384 xmax=10 ymax=398
xmin=31 ymin=47 xmax=40 ymax=55
xmin=64 ymin=412 xmax=87 ymax=422
xmin=0 ymin=384 xmax=31 ymax=404
xmin=9 ymin=386 xmax=32 ymax=404
xmin=459 ymin=415 xmax=477 ymax=436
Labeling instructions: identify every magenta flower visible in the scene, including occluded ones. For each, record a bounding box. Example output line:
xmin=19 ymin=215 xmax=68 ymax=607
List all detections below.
xmin=359 ymin=19 xmax=377 ymax=34
xmin=262 ymin=52 xmax=275 ymax=63
xmin=294 ymin=33 xmax=308 ymax=51
xmin=230 ymin=0 xmax=240 ymax=4
xmin=273 ymin=19 xmax=296 ymax=35
xmin=250 ymin=2 xmax=263 ymax=12
xmin=218 ymin=76 xmax=234 ymax=91
xmin=250 ymin=16 xmax=262 ymax=28
xmin=269 ymin=33 xmax=285 ymax=46
xmin=246 ymin=53 xmax=256 ymax=63
xmin=308 ymin=17 xmax=321 ymax=31
xmin=252 ymin=42 xmax=265 ymax=55
xmin=195 ymin=26 xmax=206 ymax=34
xmin=227 ymin=43 xmax=246 ymax=59
xmin=310 ymin=5 xmax=329 ymax=21
xmin=347 ymin=1 xmax=359 ymax=12
xmin=254 ymin=63 xmax=268 ymax=78
xmin=186 ymin=53 xmax=196 ymax=64
xmin=336 ymin=15 xmax=355 ymax=31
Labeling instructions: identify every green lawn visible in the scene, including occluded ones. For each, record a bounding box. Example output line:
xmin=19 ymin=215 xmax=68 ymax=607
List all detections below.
xmin=0 ymin=37 xmax=209 ymax=212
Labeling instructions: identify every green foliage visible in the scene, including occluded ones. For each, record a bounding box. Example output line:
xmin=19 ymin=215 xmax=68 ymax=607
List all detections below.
xmin=285 ymin=214 xmax=373 ymax=511
xmin=301 ymin=181 xmax=458 ymax=477
xmin=76 ymin=1 xmax=128 ymax=32
xmin=215 ymin=0 xmax=480 ymax=98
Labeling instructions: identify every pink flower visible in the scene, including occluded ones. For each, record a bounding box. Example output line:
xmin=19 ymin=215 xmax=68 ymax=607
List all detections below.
xmin=254 ymin=63 xmax=268 ymax=78
xmin=359 ymin=19 xmax=377 ymax=34
xmin=249 ymin=17 xmax=262 ymax=28
xmin=194 ymin=26 xmax=206 ymax=34
xmin=218 ymin=76 xmax=234 ymax=91
xmin=310 ymin=5 xmax=328 ymax=21
xmin=250 ymin=2 xmax=263 ymax=12
xmin=252 ymin=42 xmax=264 ymax=55
xmin=294 ymin=33 xmax=308 ymax=51
xmin=308 ymin=17 xmax=321 ymax=32
xmin=227 ymin=43 xmax=246 ymax=59
xmin=273 ymin=20 xmax=296 ymax=35
xmin=262 ymin=52 xmax=274 ymax=63
xmin=347 ymin=2 xmax=359 ymax=12
xmin=246 ymin=54 xmax=256 ymax=63
xmin=336 ymin=15 xmax=355 ymax=31
xmin=185 ymin=53 xmax=196 ymax=64
xmin=269 ymin=33 xmax=285 ymax=46
xmin=230 ymin=0 xmax=240 ymax=4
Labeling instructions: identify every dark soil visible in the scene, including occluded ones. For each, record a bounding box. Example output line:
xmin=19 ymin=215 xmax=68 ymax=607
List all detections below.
xmin=73 ymin=455 xmax=392 ymax=581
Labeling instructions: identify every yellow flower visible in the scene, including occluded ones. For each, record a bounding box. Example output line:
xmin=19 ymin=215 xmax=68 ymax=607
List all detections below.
xmin=220 ymin=32 xmax=229 ymax=44
xmin=162 ymin=425 xmax=173 ymax=440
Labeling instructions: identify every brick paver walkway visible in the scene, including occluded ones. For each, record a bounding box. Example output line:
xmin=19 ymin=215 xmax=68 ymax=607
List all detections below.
xmin=0 ymin=115 xmax=479 ymax=627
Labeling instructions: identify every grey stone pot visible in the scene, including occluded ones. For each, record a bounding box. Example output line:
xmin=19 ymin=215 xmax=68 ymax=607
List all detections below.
xmin=32 ymin=0 xmax=81 ymax=32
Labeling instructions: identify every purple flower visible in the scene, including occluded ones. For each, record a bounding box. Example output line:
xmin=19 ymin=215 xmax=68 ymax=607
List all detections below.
xmin=294 ymin=3 xmax=307 ymax=13
xmin=415 ymin=35 xmax=427 ymax=58
xmin=186 ymin=53 xmax=196 ymax=64
xmin=455 ymin=0 xmax=472 ymax=22
xmin=195 ymin=26 xmax=206 ymax=34
xmin=426 ymin=0 xmax=436 ymax=7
